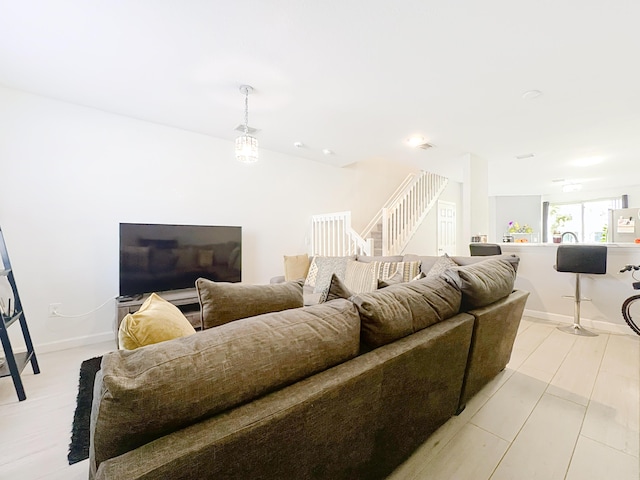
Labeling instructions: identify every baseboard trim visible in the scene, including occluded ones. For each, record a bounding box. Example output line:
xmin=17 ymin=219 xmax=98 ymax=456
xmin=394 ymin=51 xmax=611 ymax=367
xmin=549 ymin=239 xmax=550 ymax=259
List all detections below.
xmin=34 ymin=332 xmax=116 ymax=354
xmin=523 ymin=309 xmax=631 ymax=335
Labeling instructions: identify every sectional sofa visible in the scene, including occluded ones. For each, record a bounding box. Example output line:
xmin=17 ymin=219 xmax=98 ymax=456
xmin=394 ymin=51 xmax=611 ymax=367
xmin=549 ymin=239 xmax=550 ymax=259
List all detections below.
xmin=89 ymin=254 xmax=528 ymax=480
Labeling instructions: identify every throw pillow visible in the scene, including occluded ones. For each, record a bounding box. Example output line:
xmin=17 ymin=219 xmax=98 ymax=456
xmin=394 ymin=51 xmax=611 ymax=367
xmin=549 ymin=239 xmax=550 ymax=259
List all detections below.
xmin=284 ymin=254 xmax=311 ymax=281
xmin=343 ymin=260 xmax=380 ymax=293
xmin=319 ymin=273 xmax=353 ymax=303
xmin=426 ymin=254 xmax=457 ymax=277
xmin=377 ymin=270 xmax=425 ymax=289
xmin=310 ymin=256 xmax=356 ymax=293
xmin=196 ymin=278 xmax=304 ymax=329
xmin=304 ymin=256 xmax=320 ymax=287
xmin=352 ymin=275 xmax=462 ymax=348
xmin=441 ymin=258 xmax=516 ymax=309
xmin=118 ymin=293 xmax=196 ymax=350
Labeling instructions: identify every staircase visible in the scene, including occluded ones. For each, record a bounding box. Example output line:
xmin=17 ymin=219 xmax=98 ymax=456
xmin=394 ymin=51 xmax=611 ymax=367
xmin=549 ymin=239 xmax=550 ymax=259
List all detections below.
xmin=311 ymin=171 xmax=448 ymax=257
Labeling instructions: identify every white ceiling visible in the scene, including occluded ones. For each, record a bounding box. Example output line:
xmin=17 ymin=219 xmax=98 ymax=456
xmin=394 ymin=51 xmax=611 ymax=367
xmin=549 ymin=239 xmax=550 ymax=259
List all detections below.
xmin=1 ymin=1 xmax=639 ymax=196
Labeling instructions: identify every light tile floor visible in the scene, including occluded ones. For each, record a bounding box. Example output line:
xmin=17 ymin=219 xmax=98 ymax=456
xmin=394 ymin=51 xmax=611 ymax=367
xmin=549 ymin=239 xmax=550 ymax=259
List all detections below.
xmin=0 ymin=317 xmax=638 ymax=479
xmin=390 ymin=317 xmax=640 ymax=480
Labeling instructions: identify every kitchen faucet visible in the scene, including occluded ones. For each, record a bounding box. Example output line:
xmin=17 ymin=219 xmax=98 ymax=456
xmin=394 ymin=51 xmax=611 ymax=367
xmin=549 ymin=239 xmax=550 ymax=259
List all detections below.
xmin=561 ymin=231 xmax=579 ymax=243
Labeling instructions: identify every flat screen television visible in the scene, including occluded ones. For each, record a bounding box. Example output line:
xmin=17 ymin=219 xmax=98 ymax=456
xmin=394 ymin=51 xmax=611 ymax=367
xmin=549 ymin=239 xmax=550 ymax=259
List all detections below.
xmin=119 ymin=223 xmax=241 ymax=297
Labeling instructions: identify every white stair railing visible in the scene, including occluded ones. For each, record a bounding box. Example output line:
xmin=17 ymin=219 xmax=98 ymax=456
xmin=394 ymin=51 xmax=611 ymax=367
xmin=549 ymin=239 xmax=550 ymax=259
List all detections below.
xmin=310 ymin=171 xmax=448 ymax=257
xmin=310 ymin=211 xmax=373 ymax=256
xmin=382 ymin=171 xmax=448 ymax=255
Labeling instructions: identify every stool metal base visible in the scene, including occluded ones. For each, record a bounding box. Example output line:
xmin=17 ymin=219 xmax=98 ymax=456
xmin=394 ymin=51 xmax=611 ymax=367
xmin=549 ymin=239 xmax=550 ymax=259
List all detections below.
xmin=557 ymin=323 xmax=598 ymax=337
xmin=558 ymin=272 xmax=599 ymax=337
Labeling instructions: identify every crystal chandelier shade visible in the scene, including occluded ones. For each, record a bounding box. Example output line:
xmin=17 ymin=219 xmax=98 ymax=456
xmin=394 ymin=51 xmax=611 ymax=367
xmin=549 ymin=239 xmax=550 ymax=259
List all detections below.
xmin=235 ymin=85 xmax=258 ymax=163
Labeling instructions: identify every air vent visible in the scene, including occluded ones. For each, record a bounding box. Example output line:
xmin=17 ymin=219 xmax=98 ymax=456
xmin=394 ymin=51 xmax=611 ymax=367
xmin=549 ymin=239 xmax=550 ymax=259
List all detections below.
xmin=234 ymin=125 xmax=259 ymax=134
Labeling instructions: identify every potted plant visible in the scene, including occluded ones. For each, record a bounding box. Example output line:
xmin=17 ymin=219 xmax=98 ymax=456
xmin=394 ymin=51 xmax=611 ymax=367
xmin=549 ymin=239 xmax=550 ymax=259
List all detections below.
xmin=550 ymin=210 xmax=572 ymax=243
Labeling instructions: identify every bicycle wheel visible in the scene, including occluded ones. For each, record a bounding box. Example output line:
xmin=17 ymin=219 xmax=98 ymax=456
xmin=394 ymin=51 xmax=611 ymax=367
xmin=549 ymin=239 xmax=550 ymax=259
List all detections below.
xmin=621 ymin=295 xmax=640 ymax=336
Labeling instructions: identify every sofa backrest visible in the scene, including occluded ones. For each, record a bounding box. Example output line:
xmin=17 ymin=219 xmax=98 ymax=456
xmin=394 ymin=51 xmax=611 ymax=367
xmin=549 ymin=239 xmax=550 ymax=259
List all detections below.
xmin=90 ymin=299 xmax=360 ymax=475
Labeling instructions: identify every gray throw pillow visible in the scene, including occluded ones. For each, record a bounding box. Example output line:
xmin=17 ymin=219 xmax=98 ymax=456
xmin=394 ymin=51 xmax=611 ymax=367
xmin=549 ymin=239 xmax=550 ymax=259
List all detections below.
xmin=441 ymin=258 xmax=516 ymax=309
xmin=352 ymin=275 xmax=462 ymax=348
xmin=196 ymin=278 xmax=303 ymax=329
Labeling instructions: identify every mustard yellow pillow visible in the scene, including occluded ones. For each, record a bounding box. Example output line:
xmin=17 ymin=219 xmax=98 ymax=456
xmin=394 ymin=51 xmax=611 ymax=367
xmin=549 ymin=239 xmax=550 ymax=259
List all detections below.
xmin=284 ymin=254 xmax=310 ymax=281
xmin=118 ymin=293 xmax=196 ymax=350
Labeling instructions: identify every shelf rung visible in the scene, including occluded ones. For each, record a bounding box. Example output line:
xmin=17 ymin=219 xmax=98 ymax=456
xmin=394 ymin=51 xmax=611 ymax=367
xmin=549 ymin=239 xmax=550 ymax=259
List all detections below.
xmin=3 ymin=310 xmax=23 ymax=329
xmin=0 ymin=351 xmax=33 ymax=378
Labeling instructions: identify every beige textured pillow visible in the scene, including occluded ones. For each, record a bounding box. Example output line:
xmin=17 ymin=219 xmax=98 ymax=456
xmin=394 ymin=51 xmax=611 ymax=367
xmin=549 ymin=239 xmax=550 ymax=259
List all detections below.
xmin=284 ymin=254 xmax=310 ymax=281
xmin=118 ymin=293 xmax=196 ymax=350
xmin=344 ymin=260 xmax=380 ymax=293
xmin=196 ymin=278 xmax=304 ymax=329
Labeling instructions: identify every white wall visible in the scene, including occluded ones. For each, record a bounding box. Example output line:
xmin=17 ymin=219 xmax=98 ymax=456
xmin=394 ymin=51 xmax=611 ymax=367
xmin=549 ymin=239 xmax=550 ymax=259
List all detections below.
xmin=0 ymin=87 xmax=408 ymax=352
xmin=462 ymin=154 xmax=489 ymax=244
xmin=492 ymin=195 xmax=542 ymax=242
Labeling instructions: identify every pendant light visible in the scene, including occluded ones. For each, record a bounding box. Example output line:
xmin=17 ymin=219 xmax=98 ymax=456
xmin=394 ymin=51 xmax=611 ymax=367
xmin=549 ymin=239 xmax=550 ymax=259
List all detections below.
xmin=235 ymin=85 xmax=259 ymax=163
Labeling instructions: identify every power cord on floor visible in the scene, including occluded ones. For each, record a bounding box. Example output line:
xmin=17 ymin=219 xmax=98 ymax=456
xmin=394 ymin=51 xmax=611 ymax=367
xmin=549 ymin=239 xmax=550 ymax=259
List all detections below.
xmin=51 ymin=295 xmax=117 ymax=318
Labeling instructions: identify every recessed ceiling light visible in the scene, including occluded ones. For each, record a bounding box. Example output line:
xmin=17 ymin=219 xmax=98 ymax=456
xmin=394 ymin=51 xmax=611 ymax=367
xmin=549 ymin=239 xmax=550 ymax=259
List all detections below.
xmin=522 ymin=90 xmax=542 ymax=100
xmin=322 ymin=149 xmax=334 ymax=155
xmin=407 ymin=135 xmax=425 ymax=147
xmin=293 ymin=142 xmax=305 ymax=148
xmin=515 ymin=153 xmax=535 ymax=159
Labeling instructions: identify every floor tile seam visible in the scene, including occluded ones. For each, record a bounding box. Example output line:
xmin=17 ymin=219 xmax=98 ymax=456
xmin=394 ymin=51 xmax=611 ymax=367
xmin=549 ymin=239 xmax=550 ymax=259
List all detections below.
xmin=578 ymin=431 xmax=640 ymax=459
xmin=483 ymin=398 xmax=542 ymax=480
xmin=584 ymin=333 xmax=612 ymax=404
xmin=543 ymin=335 xmax=608 ymax=405
xmin=535 ymin=333 xmax=578 ymax=383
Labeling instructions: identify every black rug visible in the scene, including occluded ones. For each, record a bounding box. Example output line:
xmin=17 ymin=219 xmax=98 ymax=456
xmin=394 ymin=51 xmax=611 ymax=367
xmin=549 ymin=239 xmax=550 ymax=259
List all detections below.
xmin=68 ymin=355 xmax=102 ymax=465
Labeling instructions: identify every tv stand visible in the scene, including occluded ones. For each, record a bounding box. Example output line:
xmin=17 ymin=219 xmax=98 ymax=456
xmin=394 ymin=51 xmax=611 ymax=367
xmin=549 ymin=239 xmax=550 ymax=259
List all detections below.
xmin=115 ymin=289 xmax=202 ymax=334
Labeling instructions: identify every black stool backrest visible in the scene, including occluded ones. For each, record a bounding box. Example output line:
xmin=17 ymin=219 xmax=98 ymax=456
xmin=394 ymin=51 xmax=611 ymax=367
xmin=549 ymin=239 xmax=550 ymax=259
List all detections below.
xmin=470 ymin=243 xmax=502 ymax=256
xmin=555 ymin=245 xmax=607 ymax=274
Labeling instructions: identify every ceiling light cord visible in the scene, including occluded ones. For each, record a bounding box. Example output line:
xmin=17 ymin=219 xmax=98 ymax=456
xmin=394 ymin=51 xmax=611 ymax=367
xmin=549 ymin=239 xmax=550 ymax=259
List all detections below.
xmin=243 ymin=87 xmax=249 ymax=134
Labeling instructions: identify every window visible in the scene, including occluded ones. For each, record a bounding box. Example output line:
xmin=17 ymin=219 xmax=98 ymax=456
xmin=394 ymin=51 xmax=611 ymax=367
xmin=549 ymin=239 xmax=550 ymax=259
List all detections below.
xmin=548 ymin=197 xmax=622 ymax=242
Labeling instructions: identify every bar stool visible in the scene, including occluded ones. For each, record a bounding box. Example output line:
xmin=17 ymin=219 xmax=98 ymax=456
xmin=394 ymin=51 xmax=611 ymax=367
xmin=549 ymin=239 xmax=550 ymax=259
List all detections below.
xmin=469 ymin=243 xmax=502 ymax=256
xmin=554 ymin=245 xmax=607 ymax=336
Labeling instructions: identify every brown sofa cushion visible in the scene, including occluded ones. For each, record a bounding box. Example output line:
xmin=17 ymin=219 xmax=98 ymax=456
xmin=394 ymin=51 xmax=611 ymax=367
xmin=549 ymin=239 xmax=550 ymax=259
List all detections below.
xmin=196 ymin=278 xmax=303 ymax=329
xmin=442 ymin=258 xmax=516 ymax=309
xmin=350 ymin=275 xmax=462 ymax=348
xmin=90 ymin=298 xmax=361 ymax=472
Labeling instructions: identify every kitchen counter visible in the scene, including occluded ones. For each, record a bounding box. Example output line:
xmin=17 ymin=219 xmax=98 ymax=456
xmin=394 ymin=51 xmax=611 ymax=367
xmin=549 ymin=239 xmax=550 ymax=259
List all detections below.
xmin=500 ymin=242 xmax=640 ymax=333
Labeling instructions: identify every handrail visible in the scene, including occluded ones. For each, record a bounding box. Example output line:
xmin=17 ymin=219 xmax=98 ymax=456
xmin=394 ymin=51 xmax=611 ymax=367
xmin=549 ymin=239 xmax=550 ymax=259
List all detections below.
xmin=360 ymin=173 xmax=416 ymax=239
xmin=310 ymin=211 xmax=373 ymax=256
xmin=311 ymin=171 xmax=448 ymax=257
xmin=381 ymin=172 xmax=448 ymax=255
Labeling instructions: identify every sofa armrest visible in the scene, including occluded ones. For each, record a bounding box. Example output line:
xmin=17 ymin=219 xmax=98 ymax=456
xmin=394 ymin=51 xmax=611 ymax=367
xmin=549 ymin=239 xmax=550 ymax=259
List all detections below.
xmin=458 ymin=289 xmax=529 ymax=408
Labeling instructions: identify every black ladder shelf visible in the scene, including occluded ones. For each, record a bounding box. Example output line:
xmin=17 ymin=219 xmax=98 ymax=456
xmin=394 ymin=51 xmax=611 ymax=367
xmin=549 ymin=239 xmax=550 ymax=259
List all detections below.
xmin=0 ymin=227 xmax=39 ymax=401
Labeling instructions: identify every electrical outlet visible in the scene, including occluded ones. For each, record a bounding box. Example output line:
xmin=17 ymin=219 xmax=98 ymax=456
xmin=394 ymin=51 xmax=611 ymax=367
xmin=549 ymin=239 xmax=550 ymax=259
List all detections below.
xmin=48 ymin=303 xmax=62 ymax=317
